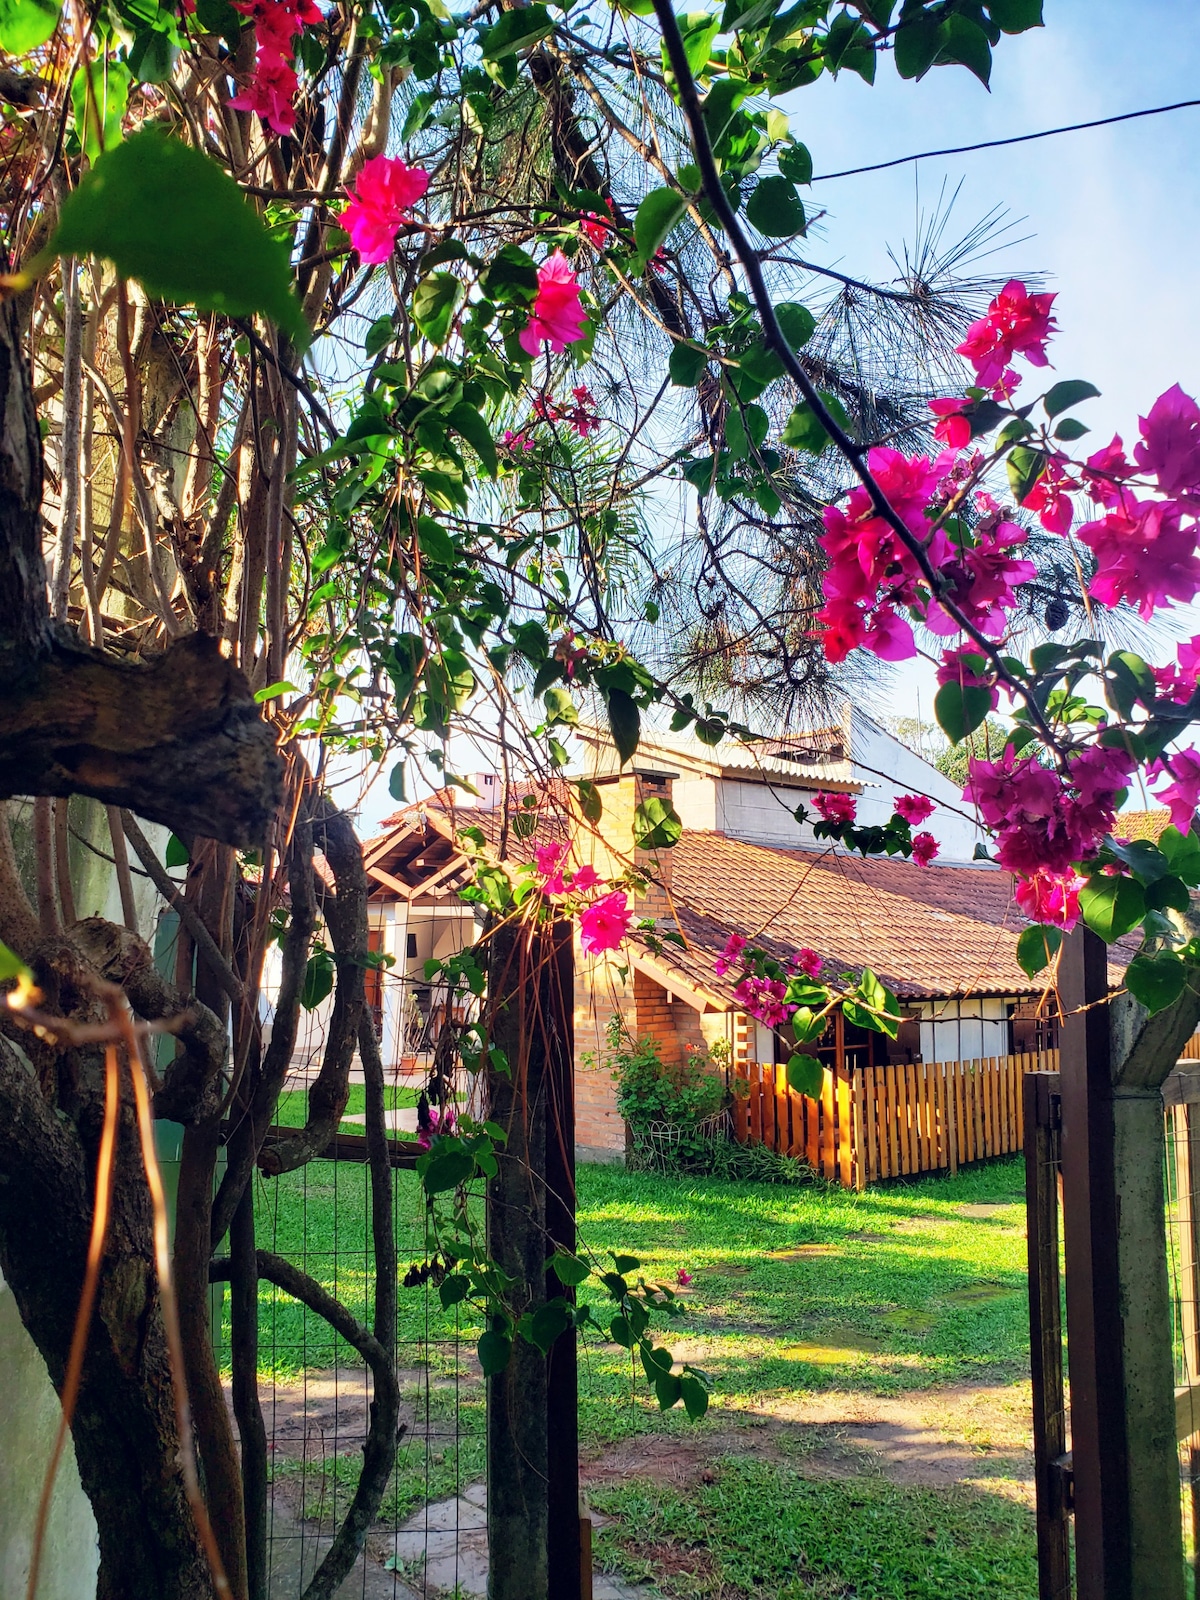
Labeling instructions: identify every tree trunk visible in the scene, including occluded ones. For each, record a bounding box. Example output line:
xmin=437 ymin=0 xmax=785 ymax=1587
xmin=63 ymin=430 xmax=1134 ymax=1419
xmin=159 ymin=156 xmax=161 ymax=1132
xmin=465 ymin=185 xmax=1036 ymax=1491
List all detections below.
xmin=0 ymin=1029 xmax=214 ymax=1600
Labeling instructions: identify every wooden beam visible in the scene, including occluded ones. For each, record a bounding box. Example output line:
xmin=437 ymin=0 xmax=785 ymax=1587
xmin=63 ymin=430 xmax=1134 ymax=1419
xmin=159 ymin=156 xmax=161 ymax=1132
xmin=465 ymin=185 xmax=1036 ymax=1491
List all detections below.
xmin=367 ymin=864 xmax=411 ymax=897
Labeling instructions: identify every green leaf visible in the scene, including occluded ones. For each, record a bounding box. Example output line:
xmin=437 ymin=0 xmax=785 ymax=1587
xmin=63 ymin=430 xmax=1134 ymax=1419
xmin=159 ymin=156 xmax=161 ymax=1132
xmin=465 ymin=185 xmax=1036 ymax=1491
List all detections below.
xmin=1160 ymin=826 xmax=1200 ymax=888
xmin=1016 ymin=924 xmax=1062 ymax=978
xmin=934 ymin=680 xmax=993 ymax=746
xmin=481 ymin=243 xmax=539 ymax=305
xmin=300 ymin=947 xmax=335 ymax=1010
xmin=551 ymin=1250 xmax=592 ymax=1288
xmin=1125 ymin=952 xmax=1187 ymax=1015
xmin=606 ymin=687 xmax=640 ymax=767
xmin=791 ymin=1006 xmax=825 ymax=1044
xmin=1079 ymin=876 xmax=1146 ymax=942
xmin=640 ymin=1343 xmax=674 ymax=1382
xmin=413 ymin=271 xmax=462 ymax=346
xmin=49 ymin=130 xmax=307 ymax=346
xmin=745 ymin=175 xmax=806 ymax=238
xmin=893 ymin=14 xmax=941 ymax=78
xmin=679 ymin=1373 xmax=709 ymax=1419
xmin=987 ymin=0 xmax=1043 ymax=32
xmin=388 ymin=761 xmax=407 ymax=803
xmin=0 ymin=0 xmax=59 ymax=53
xmin=254 ymin=679 xmax=295 ymax=703
xmin=782 ymin=392 xmax=849 ymax=453
xmin=1053 ymin=417 xmax=1090 ymax=442
xmin=1106 ymin=837 xmax=1168 ymax=883
xmin=1145 ymin=875 xmax=1191 ymax=913
xmin=777 ymin=143 xmax=813 ymax=185
xmin=1044 ymin=379 xmax=1100 ymax=419
xmin=165 ymin=833 xmax=189 ymax=869
xmin=477 ymin=1326 xmax=513 ymax=1376
xmin=480 ymin=3 xmax=552 ymax=58
xmin=725 ymin=401 xmax=769 ymax=460
xmin=635 ymin=187 xmax=688 ymax=263
xmin=447 ymin=401 xmax=498 ymax=477
xmin=523 ymin=1299 xmax=573 ymax=1353
xmin=422 ymin=1143 xmax=477 ymax=1194
xmin=609 ymin=1313 xmax=634 ymax=1347
xmin=71 ymin=59 xmax=130 ymax=163
xmin=127 ymin=28 xmax=177 ymax=84
xmin=786 ymin=1053 xmax=823 ymax=1098
xmin=633 ymin=796 xmax=683 ymax=851
xmin=675 ymin=9 xmax=720 ymax=73
xmin=416 ymin=516 xmax=456 ymax=565
xmin=194 ymin=0 xmax=241 ymax=44
xmin=655 ymin=1372 xmax=683 ymax=1410
xmin=0 ymin=938 xmax=35 ymax=988
xmin=577 ymin=779 xmax=603 ymax=825
xmin=775 ymin=302 xmax=816 ymax=349
xmin=937 ymin=15 xmax=991 ymax=84
xmin=439 ymin=1273 xmax=471 ymax=1308
xmin=1006 ymin=444 xmax=1046 ymax=504
xmin=613 ymin=1253 xmax=641 ymax=1274
xmin=669 ymin=340 xmax=708 ymax=387
xmin=543 ymin=685 xmax=579 ymax=726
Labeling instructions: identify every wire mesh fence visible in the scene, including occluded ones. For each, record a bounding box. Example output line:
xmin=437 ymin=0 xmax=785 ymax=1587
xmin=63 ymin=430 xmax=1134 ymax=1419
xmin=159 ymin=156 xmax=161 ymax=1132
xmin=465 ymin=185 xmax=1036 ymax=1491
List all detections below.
xmin=213 ymin=1065 xmax=486 ymax=1598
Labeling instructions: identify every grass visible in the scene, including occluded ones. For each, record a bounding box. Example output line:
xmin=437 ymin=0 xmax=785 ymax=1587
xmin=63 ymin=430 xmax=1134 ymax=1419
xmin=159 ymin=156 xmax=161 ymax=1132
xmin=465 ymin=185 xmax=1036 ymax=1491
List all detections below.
xmin=591 ymin=1462 xmax=1036 ymax=1600
xmin=228 ymin=1153 xmax=1036 ymax=1596
xmin=272 ymin=1083 xmax=418 ymax=1127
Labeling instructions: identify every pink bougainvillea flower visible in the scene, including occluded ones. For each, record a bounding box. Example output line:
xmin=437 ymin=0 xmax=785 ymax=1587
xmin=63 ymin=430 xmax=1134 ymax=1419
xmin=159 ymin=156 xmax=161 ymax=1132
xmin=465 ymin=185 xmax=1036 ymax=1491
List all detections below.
xmin=566 ymin=863 xmax=600 ymax=893
xmin=1082 ymin=434 xmax=1135 ymax=507
xmin=991 ymin=367 xmax=1022 ymax=402
xmin=341 ymin=155 xmax=430 ymax=265
xmin=894 ymin=794 xmax=935 ymax=826
xmin=503 ymin=429 xmax=534 ymax=452
xmin=1014 ymin=870 xmax=1083 ymax=931
xmin=518 ymin=250 xmax=587 ymax=357
xmin=1023 ymin=457 xmax=1077 ymax=534
xmin=911 ymin=831 xmax=939 ymax=867
xmin=1134 ymin=384 xmax=1200 ymax=507
xmin=813 ymin=791 xmax=857 ymax=825
xmin=965 ymin=744 xmax=1134 ymax=877
xmin=676 ymin=1268 xmax=693 ymax=1286
xmin=416 ymin=1102 xmax=457 ymax=1153
xmin=1149 ymin=748 xmax=1200 ymax=834
xmin=732 ymin=974 xmax=790 ymax=1028
xmin=1078 ymin=495 xmax=1200 ymax=617
xmin=714 ymin=931 xmax=747 ymax=978
xmin=929 ymin=397 xmax=972 ymax=450
xmin=535 ymin=841 xmax=565 ymax=876
xmin=791 ymin=946 xmax=822 ymax=979
xmin=955 ymin=279 xmax=1057 ymax=389
xmin=580 ymin=203 xmax=615 ymax=248
xmin=229 ymin=0 xmax=323 ymax=135
xmin=579 ymin=891 xmax=632 ymax=954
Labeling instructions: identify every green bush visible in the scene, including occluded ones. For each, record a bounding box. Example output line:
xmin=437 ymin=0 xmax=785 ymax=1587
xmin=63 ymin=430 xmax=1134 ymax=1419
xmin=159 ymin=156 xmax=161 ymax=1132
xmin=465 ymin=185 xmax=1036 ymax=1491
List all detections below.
xmin=705 ymin=1137 xmax=815 ymax=1186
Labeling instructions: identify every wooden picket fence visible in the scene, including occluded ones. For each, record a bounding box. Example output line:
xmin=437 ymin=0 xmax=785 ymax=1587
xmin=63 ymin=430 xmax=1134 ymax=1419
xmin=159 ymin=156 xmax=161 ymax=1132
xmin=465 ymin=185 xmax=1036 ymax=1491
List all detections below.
xmin=733 ymin=1049 xmax=1059 ymax=1190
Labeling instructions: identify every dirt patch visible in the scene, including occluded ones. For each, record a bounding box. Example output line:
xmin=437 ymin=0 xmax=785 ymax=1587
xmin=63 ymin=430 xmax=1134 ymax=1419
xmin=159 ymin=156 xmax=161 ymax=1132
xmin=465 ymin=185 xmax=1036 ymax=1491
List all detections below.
xmin=224 ymin=1367 xmax=479 ymax=1462
xmin=582 ymin=1381 xmax=1033 ymax=1500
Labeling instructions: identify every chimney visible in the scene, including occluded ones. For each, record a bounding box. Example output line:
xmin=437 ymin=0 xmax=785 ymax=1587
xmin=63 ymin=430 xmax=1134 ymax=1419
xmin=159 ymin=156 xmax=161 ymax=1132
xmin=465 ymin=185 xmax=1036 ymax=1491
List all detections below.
xmin=580 ymin=767 xmax=679 ymax=923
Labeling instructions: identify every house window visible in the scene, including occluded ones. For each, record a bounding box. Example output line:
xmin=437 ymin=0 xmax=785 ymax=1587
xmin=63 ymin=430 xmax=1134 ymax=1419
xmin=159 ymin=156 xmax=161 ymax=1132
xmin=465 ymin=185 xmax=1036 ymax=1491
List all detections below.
xmin=406 ymin=932 xmax=418 ymax=959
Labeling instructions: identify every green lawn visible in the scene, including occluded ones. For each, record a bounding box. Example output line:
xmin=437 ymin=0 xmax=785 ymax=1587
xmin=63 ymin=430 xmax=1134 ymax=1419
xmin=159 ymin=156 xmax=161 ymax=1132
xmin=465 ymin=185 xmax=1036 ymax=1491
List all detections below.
xmin=231 ymin=1155 xmax=1038 ymax=1598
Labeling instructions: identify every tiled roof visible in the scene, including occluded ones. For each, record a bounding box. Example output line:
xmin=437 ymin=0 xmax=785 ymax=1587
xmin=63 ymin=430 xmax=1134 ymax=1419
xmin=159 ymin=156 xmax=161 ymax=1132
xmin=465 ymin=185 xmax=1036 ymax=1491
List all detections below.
xmin=574 ymin=722 xmax=861 ymax=789
xmin=1113 ymin=809 xmax=1172 ymax=843
xmin=650 ymin=835 xmax=1044 ymax=1002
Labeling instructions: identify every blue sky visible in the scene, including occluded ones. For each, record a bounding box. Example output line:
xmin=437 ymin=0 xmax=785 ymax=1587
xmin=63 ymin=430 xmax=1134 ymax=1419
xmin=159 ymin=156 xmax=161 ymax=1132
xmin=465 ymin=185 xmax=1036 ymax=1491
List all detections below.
xmin=791 ymin=0 xmax=1200 ymax=725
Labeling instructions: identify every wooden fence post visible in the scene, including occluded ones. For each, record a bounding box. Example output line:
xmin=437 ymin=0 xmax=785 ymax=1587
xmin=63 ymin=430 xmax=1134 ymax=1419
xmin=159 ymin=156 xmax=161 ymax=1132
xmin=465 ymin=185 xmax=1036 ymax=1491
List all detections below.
xmin=1024 ymin=1070 xmax=1071 ymax=1599
xmin=486 ymin=918 xmax=582 ymax=1600
xmin=1058 ymin=925 xmax=1132 ymax=1600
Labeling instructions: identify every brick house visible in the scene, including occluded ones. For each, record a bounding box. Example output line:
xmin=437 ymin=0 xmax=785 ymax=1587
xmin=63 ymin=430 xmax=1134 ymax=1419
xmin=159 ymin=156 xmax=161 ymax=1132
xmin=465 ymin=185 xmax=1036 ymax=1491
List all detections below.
xmin=358 ymin=717 xmax=1075 ymax=1162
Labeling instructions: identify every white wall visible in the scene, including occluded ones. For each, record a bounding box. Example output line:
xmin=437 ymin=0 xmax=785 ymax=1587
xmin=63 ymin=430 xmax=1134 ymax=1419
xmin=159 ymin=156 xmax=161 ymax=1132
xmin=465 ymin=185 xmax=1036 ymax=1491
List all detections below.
xmin=848 ymin=710 xmax=984 ymax=864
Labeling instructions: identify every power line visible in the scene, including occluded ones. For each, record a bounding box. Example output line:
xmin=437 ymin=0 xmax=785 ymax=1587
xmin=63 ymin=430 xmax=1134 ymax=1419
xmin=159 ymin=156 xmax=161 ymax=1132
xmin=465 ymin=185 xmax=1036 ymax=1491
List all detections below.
xmin=813 ymin=98 xmax=1200 ymax=183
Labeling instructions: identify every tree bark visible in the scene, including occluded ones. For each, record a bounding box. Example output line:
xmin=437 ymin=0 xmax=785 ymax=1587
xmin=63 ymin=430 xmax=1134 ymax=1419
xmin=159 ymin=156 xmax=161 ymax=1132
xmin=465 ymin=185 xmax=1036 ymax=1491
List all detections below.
xmin=0 ymin=1023 xmax=214 ymax=1600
